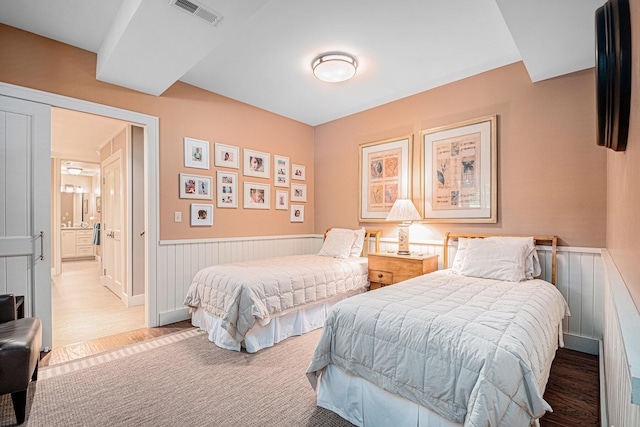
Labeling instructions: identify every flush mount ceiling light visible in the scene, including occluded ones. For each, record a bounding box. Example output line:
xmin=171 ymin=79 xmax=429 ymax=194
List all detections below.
xmin=67 ymin=167 xmax=83 ymax=175
xmin=312 ymin=53 xmax=358 ymax=83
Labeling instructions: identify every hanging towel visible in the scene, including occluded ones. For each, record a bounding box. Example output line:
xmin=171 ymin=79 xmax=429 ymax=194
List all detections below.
xmin=92 ymin=222 xmax=101 ymax=245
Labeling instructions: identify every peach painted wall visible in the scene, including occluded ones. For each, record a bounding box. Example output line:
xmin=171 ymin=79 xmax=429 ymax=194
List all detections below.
xmin=0 ymin=24 xmax=314 ymax=240
xmin=314 ymin=62 xmax=606 ymax=247
xmin=606 ymin=1 xmax=640 ymax=312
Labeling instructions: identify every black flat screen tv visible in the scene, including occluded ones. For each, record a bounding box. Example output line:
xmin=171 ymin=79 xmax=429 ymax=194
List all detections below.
xmin=595 ymin=0 xmax=632 ymax=151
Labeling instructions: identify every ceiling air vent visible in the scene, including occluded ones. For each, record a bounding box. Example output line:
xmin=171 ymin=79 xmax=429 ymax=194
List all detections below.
xmin=170 ymin=0 xmax=223 ymax=26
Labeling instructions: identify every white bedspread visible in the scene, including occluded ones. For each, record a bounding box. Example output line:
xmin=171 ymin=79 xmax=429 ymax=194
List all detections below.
xmin=184 ymin=254 xmax=368 ymax=344
xmin=306 ymin=270 xmax=569 ymax=427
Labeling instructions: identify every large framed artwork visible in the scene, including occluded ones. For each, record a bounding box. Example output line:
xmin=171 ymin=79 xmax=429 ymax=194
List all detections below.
xmin=359 ymin=135 xmax=413 ymax=222
xmin=420 ymin=115 xmax=497 ymax=223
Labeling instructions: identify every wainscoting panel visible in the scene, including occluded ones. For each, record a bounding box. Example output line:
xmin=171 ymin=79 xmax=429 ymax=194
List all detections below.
xmin=601 ymin=250 xmax=640 ymax=425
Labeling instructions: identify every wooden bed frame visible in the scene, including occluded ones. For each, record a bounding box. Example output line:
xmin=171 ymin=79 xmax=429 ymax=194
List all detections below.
xmin=443 ymin=232 xmax=558 ymax=285
xmin=323 ymin=228 xmax=382 ymax=257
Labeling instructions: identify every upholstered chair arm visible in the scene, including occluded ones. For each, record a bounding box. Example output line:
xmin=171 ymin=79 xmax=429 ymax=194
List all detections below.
xmin=0 ymin=294 xmax=17 ymax=324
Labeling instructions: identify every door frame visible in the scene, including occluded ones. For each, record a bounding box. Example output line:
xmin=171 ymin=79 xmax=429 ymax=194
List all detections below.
xmin=0 ymin=82 xmax=160 ymax=329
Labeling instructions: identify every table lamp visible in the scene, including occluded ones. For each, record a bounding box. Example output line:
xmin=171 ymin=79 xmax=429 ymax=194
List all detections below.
xmin=385 ymin=199 xmax=421 ymax=255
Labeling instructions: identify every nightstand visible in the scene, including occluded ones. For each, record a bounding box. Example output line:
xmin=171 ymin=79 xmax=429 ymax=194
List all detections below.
xmin=367 ymin=252 xmax=439 ymax=290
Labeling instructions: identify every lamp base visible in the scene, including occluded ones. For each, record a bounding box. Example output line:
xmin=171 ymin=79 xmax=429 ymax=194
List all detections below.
xmin=396 ymin=250 xmax=411 ymax=255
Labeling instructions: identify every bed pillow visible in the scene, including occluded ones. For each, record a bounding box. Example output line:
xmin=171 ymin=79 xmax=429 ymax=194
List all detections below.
xmin=318 ymin=228 xmax=357 ymax=259
xmin=350 ymin=228 xmax=366 ymax=257
xmin=450 ymin=237 xmax=470 ymax=272
xmin=459 ymin=237 xmax=530 ymax=282
xmin=451 ymin=236 xmax=541 ymax=279
xmin=485 ymin=236 xmax=541 ymax=279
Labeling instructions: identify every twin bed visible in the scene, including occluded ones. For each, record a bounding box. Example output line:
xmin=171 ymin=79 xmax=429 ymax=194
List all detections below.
xmin=185 ymin=231 xmax=569 ymax=426
xmin=184 ymin=228 xmax=381 ymax=353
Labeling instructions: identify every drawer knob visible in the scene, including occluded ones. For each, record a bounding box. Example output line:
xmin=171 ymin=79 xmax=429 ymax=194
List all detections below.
xmin=377 ymin=273 xmax=383 ymax=278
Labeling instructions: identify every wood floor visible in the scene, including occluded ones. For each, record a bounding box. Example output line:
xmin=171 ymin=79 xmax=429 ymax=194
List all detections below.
xmin=52 ymin=260 xmax=145 ymax=348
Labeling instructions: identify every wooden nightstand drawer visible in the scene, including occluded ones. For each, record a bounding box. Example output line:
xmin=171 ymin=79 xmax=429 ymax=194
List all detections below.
xmin=367 ymin=252 xmax=439 ymax=290
xmin=368 ymin=269 xmax=393 ymax=285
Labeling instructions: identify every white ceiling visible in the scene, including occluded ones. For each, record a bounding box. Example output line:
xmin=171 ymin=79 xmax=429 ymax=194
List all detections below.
xmin=1 ymin=0 xmax=605 ymax=127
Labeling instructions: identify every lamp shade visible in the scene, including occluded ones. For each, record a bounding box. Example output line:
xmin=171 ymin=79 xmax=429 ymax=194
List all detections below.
xmin=386 ymin=199 xmax=421 ymax=222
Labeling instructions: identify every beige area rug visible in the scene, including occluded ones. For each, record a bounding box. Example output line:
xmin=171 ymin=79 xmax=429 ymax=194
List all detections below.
xmin=0 ymin=328 xmax=355 ymax=427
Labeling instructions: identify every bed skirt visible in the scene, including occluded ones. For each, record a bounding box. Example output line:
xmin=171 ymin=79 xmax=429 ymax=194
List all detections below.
xmin=190 ymin=289 xmax=364 ymax=353
xmin=317 ymin=364 xmax=461 ymax=427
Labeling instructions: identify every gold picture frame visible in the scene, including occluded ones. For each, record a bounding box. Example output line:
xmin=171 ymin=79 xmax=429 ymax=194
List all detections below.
xmin=420 ymin=115 xmax=497 ymax=223
xmin=359 ymin=135 xmax=413 ymax=222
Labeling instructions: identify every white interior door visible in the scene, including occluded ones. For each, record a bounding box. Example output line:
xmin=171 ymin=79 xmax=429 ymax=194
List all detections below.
xmin=0 ymin=95 xmax=52 ymax=349
xmin=102 ymin=150 xmax=124 ymax=300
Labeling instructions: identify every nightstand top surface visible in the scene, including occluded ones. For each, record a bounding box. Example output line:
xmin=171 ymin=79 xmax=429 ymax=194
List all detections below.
xmin=369 ymin=252 xmax=438 ymax=261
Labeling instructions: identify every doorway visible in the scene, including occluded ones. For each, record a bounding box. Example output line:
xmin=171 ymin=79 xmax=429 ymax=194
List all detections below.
xmin=1 ymin=82 xmax=161 ymax=350
xmin=51 ymin=107 xmax=145 ymax=348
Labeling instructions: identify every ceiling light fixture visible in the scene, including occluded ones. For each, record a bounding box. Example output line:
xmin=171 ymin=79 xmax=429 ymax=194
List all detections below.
xmin=67 ymin=167 xmax=83 ymax=175
xmin=312 ymin=53 xmax=358 ymax=83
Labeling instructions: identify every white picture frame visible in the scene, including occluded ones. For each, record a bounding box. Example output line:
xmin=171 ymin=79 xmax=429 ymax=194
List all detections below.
xmin=190 ymin=203 xmax=213 ymax=226
xmin=274 ymin=155 xmax=290 ymax=188
xmin=290 ymin=204 xmax=304 ymax=222
xmin=275 ymin=190 xmax=288 ymax=210
xmin=243 ymin=148 xmax=270 ymax=179
xmin=292 ymin=164 xmax=306 ymax=181
xmin=179 ymin=173 xmax=213 ymax=200
xmin=216 ymin=171 xmax=238 ymax=208
xmin=290 ymin=183 xmax=307 ymax=202
xmin=214 ymin=143 xmax=239 ymax=169
xmin=184 ymin=137 xmax=209 ymax=169
xmin=243 ymin=181 xmax=270 ymax=209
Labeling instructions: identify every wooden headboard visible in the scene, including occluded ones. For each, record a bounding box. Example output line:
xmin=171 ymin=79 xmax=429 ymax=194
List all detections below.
xmin=324 ymin=228 xmax=382 ymax=257
xmin=443 ymin=232 xmax=558 ymax=285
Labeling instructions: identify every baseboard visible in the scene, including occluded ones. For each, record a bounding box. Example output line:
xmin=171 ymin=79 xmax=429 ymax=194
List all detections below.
xmin=563 ymin=333 xmax=599 ymax=355
xmin=158 ymin=307 xmax=190 ymax=326
xmin=126 ymin=293 xmax=144 ymax=307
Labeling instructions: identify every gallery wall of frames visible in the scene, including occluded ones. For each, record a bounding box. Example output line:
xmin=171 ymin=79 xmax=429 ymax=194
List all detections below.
xmin=180 ymin=137 xmax=307 ymax=226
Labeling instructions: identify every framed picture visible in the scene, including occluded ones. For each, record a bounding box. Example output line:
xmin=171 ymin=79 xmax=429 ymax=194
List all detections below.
xmin=179 ymin=173 xmax=213 ymax=200
xmin=274 ymin=155 xmax=290 ymax=187
xmin=96 ymin=196 xmax=101 ymax=213
xmin=420 ymin=115 xmax=497 ymax=223
xmin=214 ymin=143 xmax=239 ymax=169
xmin=275 ymin=190 xmax=288 ymax=210
xmin=290 ymin=205 xmax=304 ymax=222
xmin=190 ymin=203 xmax=213 ymax=226
xmin=216 ymin=171 xmax=238 ymax=208
xmin=290 ymin=183 xmax=307 ymax=202
xmin=359 ymin=135 xmax=413 ymax=222
xmin=243 ymin=148 xmax=270 ymax=179
xmin=243 ymin=181 xmax=270 ymax=209
xmin=292 ymin=164 xmax=306 ymax=181
xmin=184 ymin=137 xmax=209 ymax=169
